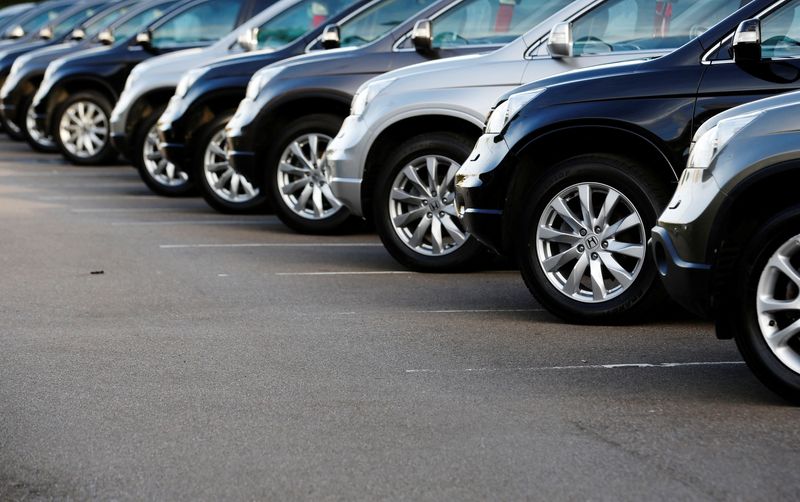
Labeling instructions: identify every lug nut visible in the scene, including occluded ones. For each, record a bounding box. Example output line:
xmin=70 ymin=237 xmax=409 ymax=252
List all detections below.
xmin=580 ymin=229 xmax=587 ymax=236
xmin=769 ymin=320 xmax=776 ymax=327
xmin=602 ymin=241 xmax=608 ymax=249
xmin=423 ymin=200 xmax=428 ymax=205
xmin=439 ymin=211 xmax=445 ymax=217
xmin=426 ymin=212 xmax=432 ymax=219
xmin=432 ymin=191 xmax=437 ymax=197
xmin=591 ymin=252 xmax=599 ymax=260
xmin=578 ymin=245 xmax=585 ymax=252
xmin=595 ymin=226 xmax=601 ymax=233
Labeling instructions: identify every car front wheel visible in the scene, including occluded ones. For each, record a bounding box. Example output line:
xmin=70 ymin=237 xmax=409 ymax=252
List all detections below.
xmin=733 ymin=210 xmax=800 ymax=405
xmin=517 ymin=154 xmax=669 ymax=324
xmin=374 ymin=132 xmax=485 ymax=271
xmin=134 ymin=108 xmax=194 ymax=196
xmin=22 ymin=96 xmax=57 ymax=153
xmin=54 ymin=91 xmax=116 ymax=165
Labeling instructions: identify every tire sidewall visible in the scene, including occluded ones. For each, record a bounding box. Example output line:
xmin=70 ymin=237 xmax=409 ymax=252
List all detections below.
xmin=373 ymin=132 xmax=483 ymax=271
xmin=265 ymin=113 xmax=351 ymax=233
xmin=518 ymin=156 xmax=664 ymax=323
xmin=133 ymin=106 xmax=195 ymax=197
xmin=54 ymin=91 xmax=116 ymax=165
xmin=22 ymin=95 xmax=57 ymax=153
xmin=735 ymin=209 xmax=800 ymax=402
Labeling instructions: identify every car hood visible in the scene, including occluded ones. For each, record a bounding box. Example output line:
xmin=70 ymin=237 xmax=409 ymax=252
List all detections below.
xmin=202 ymin=49 xmax=286 ymax=79
xmin=695 ymin=89 xmax=800 ymax=139
xmin=14 ymin=42 xmax=79 ymax=74
xmin=128 ymin=47 xmax=205 ymax=82
xmin=260 ymin=45 xmax=387 ymax=80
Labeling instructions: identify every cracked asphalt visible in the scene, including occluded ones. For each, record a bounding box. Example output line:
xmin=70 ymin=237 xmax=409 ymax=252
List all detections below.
xmin=0 ymin=136 xmax=797 ymax=500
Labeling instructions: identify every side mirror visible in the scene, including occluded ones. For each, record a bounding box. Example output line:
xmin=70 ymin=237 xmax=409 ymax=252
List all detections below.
xmin=39 ymin=26 xmax=53 ymax=40
xmin=411 ymin=19 xmax=433 ymax=53
xmin=98 ymin=29 xmax=114 ymax=45
xmin=547 ymin=22 xmax=573 ymax=58
xmin=238 ymin=27 xmax=259 ymax=51
xmin=70 ymin=28 xmax=86 ymax=41
xmin=321 ymin=24 xmax=340 ymax=50
xmin=136 ymin=30 xmax=153 ymax=49
xmin=733 ymin=18 xmax=761 ymax=63
xmin=6 ymin=25 xmax=24 ymax=39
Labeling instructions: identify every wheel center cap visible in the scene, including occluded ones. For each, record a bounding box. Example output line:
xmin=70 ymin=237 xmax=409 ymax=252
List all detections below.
xmin=429 ymin=199 xmax=441 ymax=211
xmin=584 ymin=234 xmax=600 ymax=250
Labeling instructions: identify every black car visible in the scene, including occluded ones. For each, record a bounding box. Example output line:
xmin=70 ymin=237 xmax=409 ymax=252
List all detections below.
xmin=155 ymin=0 xmax=383 ymax=204
xmin=0 ymin=0 xmax=117 ymax=142
xmin=225 ymin=0 xmax=524 ymax=229
xmin=652 ymin=89 xmax=800 ymax=404
xmin=0 ymin=3 xmax=36 ymax=42
xmin=455 ymin=0 xmax=800 ymax=324
xmin=0 ymin=0 xmax=144 ymax=152
xmin=0 ymin=0 xmax=74 ymax=50
xmin=31 ymin=0 xmax=273 ymax=166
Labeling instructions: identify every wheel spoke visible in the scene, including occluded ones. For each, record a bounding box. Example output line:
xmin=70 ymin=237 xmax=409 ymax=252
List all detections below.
xmin=604 ymin=240 xmax=645 ymax=259
xmin=206 ymin=162 xmax=228 ymax=173
xmin=768 ymin=318 xmax=800 ymax=347
xmin=321 ymin=184 xmax=342 ymax=210
xmin=438 ymin=163 xmax=459 ymax=196
xmin=425 ymin=156 xmax=439 ymax=194
xmin=538 ymin=225 xmax=581 ymax=245
xmin=407 ymin=217 xmax=431 ymax=249
xmin=599 ymin=252 xmax=634 ymax=289
xmin=440 ymin=215 xmax=467 ymax=246
xmin=281 ymin=178 xmax=310 ymax=195
xmin=390 ymin=187 xmax=426 ymax=205
xmin=393 ymin=207 xmax=427 ymax=228
xmin=229 ymin=173 xmax=241 ymax=195
xmin=308 ymin=135 xmax=319 ymax=164
xmin=214 ymin=169 xmax=233 ymax=189
xmin=311 ymin=185 xmax=324 ymax=217
xmin=401 ymin=165 xmax=430 ymax=197
xmin=542 ymin=246 xmax=581 ymax=273
xmin=605 ymin=212 xmax=642 ymax=238
xmin=294 ymin=184 xmax=313 ymax=211
xmin=772 ymin=253 xmax=800 ymax=287
xmin=430 ymin=217 xmax=443 ymax=254
xmin=279 ymin=162 xmax=308 ymax=176
xmin=589 ymin=257 xmax=607 ymax=301
xmin=578 ymin=184 xmax=594 ymax=227
xmin=563 ymin=254 xmax=589 ymax=295
xmin=550 ymin=196 xmax=584 ymax=234
xmin=757 ymin=295 xmax=800 ymax=314
xmin=289 ymin=142 xmax=314 ymax=170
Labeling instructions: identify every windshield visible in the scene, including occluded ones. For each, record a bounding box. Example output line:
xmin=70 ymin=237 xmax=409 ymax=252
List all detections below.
xmin=52 ymin=6 xmax=105 ymax=39
xmin=112 ymin=2 xmax=179 ymax=41
xmin=339 ymin=0 xmax=437 ymax=48
xmin=18 ymin=5 xmax=71 ymax=35
xmin=84 ymin=5 xmax=134 ymax=38
xmin=255 ymin=0 xmax=352 ymax=50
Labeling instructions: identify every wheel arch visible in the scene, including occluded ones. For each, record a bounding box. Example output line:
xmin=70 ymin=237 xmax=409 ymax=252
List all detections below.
xmin=47 ymin=76 xmax=118 ymax=131
xmin=124 ymin=87 xmax=175 ymax=139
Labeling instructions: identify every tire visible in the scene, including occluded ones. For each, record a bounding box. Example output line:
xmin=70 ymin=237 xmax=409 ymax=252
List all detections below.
xmin=54 ymin=91 xmax=117 ymax=165
xmin=1 ymin=108 xmax=24 ymax=141
xmin=731 ymin=208 xmax=800 ymax=405
xmin=21 ymin=96 xmax=58 ymax=153
xmin=265 ymin=113 xmax=353 ymax=233
xmin=133 ymin=106 xmax=195 ymax=196
xmin=195 ymin=113 xmax=271 ymax=213
xmin=373 ymin=132 xmax=485 ymax=271
xmin=517 ymin=154 xmax=670 ymax=324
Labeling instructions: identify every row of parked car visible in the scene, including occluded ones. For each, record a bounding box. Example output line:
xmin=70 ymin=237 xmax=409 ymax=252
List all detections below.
xmin=0 ymin=0 xmax=798 ymax=403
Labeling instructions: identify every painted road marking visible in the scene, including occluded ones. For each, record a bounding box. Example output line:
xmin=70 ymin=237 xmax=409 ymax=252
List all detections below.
xmin=405 ymin=361 xmax=745 ymax=374
xmin=160 ymin=242 xmax=382 ymax=249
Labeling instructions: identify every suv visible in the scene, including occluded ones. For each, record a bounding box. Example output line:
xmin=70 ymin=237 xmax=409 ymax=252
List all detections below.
xmin=155 ymin=0 xmax=403 ymax=205
xmin=0 ymin=0 xmax=117 ymax=142
xmin=0 ymin=0 xmax=144 ymax=152
xmin=31 ymin=0 xmax=269 ymax=166
xmin=325 ymin=0 xmax=741 ymax=271
xmin=455 ymin=0 xmax=800 ymax=324
xmin=225 ymin=0 xmax=556 ymax=231
xmin=0 ymin=1 xmax=74 ymax=51
xmin=114 ymin=0 xmax=356 ymax=198
xmin=0 ymin=4 xmax=36 ymax=36
xmin=652 ymin=90 xmax=800 ymax=404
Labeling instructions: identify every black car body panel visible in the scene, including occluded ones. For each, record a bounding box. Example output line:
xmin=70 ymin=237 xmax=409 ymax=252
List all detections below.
xmin=31 ymin=0 xmax=269 ymax=138
xmin=0 ymin=0 xmax=75 ymax=50
xmin=226 ymin=0 xmax=508 ymax=182
xmin=457 ymin=0 xmax=800 ymax=255
xmin=158 ymin=0 xmax=375 ymax=169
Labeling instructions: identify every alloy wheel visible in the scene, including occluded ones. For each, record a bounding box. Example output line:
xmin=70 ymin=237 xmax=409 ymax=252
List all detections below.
xmin=388 ymin=154 xmax=467 ymax=256
xmin=535 ymin=182 xmax=646 ymax=303
xmin=26 ymin=101 xmax=55 ymax=149
xmin=143 ymin=124 xmax=187 ymax=187
xmin=5 ymin=114 xmax=21 ymax=135
xmin=58 ymin=100 xmax=108 ymax=158
xmin=756 ymin=235 xmax=800 ymax=374
xmin=276 ymin=133 xmax=342 ymax=220
xmin=204 ymin=129 xmax=259 ymax=203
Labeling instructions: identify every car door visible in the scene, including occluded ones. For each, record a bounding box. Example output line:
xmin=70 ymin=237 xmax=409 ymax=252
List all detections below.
xmin=695 ymin=0 xmax=800 ymax=134
xmin=523 ymin=0 xmax=743 ymax=82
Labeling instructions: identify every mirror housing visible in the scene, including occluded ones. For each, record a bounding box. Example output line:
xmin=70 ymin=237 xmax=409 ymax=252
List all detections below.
xmin=136 ymin=30 xmax=154 ymax=51
xmin=547 ymin=22 xmax=573 ymax=58
xmin=733 ymin=18 xmax=761 ymax=63
xmin=321 ymin=24 xmax=340 ymax=50
xmin=39 ymin=26 xmax=53 ymax=40
xmin=6 ymin=25 xmax=24 ymax=39
xmin=98 ymin=29 xmax=114 ymax=45
xmin=411 ymin=19 xmax=433 ymax=53
xmin=70 ymin=28 xmax=86 ymax=41
xmin=238 ymin=27 xmax=259 ymax=51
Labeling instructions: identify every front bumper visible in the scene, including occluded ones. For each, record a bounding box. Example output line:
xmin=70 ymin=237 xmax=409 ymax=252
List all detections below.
xmin=455 ymin=134 xmax=514 ymax=254
xmin=650 ymin=226 xmax=712 ymax=318
xmin=226 ymin=99 xmax=260 ymax=181
xmin=157 ymin=95 xmax=189 ymax=168
xmin=325 ymin=115 xmax=371 ymax=217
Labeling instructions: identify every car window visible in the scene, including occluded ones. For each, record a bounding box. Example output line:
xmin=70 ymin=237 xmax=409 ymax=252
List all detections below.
xmin=114 ymin=3 xmax=179 ymax=41
xmin=430 ymin=0 xmax=563 ymax=48
xmin=18 ymin=5 xmax=71 ymax=35
xmin=51 ymin=7 xmax=103 ymax=39
xmin=256 ymin=0 xmax=352 ymax=50
xmin=151 ymin=0 xmax=243 ymax=49
xmin=339 ymin=0 xmax=438 ymax=48
xmin=761 ymin=0 xmax=800 ymax=59
xmin=572 ymin=0 xmax=742 ymax=55
xmin=84 ymin=7 xmax=133 ymax=38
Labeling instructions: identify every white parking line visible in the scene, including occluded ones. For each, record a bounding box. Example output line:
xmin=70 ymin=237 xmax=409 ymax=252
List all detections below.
xmin=40 ymin=195 xmax=163 ymax=201
xmin=336 ymin=308 xmax=544 ymax=315
xmin=276 ymin=271 xmax=413 ymax=276
xmin=160 ymin=243 xmax=382 ymax=249
xmin=112 ymin=220 xmax=281 ymax=226
xmin=405 ymin=361 xmax=745 ymax=374
xmin=72 ymin=208 xmax=183 ymax=213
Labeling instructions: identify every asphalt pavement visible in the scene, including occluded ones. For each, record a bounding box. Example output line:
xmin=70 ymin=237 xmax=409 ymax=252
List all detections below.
xmin=0 ymin=136 xmax=797 ymax=501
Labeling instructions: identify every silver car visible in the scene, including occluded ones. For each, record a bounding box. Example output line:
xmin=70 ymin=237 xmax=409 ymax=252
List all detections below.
xmin=326 ymin=0 xmax=742 ymax=271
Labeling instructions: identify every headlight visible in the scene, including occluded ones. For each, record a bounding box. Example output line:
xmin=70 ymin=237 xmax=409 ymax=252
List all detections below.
xmin=688 ymin=112 xmax=762 ymax=169
xmin=351 ymin=78 xmax=394 ymax=117
xmin=485 ymin=88 xmax=546 ymax=134
xmin=174 ymin=68 xmax=206 ymax=99
xmin=246 ymin=66 xmax=282 ymax=101
xmin=7 ymin=59 xmax=21 ymax=80
xmin=42 ymin=59 xmax=64 ymax=83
